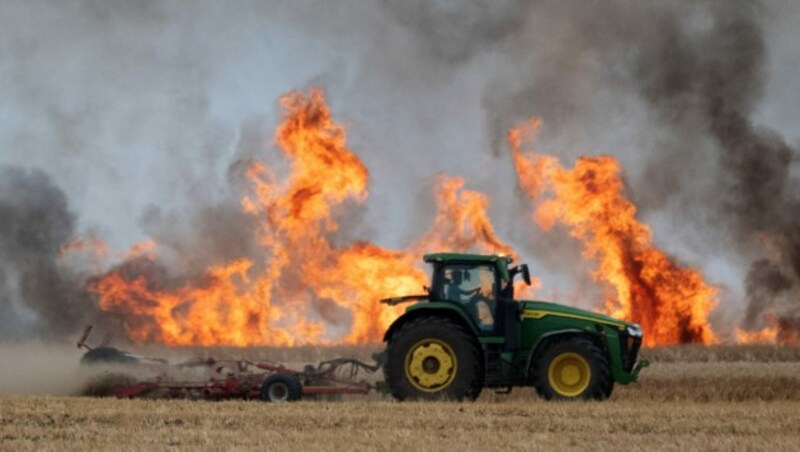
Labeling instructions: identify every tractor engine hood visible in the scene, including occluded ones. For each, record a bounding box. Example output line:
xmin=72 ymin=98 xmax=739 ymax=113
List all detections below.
xmin=519 ymin=300 xmax=637 ymax=331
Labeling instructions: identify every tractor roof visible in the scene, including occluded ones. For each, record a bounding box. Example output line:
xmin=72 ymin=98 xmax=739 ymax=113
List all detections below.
xmin=423 ymin=253 xmax=513 ymax=264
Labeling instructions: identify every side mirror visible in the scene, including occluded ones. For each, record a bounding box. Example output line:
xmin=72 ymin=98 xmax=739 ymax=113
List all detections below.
xmin=520 ymin=264 xmax=532 ymax=286
xmin=510 ymin=264 xmax=532 ymax=286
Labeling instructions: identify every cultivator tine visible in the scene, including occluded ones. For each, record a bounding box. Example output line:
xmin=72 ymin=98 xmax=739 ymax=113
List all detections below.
xmin=76 ymin=325 xmax=93 ymax=350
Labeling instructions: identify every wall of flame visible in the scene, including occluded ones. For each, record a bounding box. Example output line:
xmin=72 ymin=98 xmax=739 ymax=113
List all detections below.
xmin=71 ymin=88 xmax=783 ymax=347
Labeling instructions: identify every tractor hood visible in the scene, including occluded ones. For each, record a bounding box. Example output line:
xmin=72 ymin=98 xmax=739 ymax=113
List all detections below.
xmin=519 ymin=300 xmax=633 ymax=330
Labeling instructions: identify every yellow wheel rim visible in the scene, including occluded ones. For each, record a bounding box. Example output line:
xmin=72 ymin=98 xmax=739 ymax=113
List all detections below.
xmin=404 ymin=339 xmax=457 ymax=392
xmin=547 ymin=352 xmax=591 ymax=397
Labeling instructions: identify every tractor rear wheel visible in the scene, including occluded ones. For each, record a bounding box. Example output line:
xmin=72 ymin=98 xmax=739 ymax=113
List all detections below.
xmin=533 ymin=337 xmax=611 ymax=400
xmin=384 ymin=316 xmax=483 ymax=401
xmin=260 ymin=374 xmax=302 ymax=403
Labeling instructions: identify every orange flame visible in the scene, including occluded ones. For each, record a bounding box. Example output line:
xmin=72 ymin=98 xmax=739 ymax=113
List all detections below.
xmin=417 ymin=175 xmax=517 ymax=258
xmin=509 ymin=118 xmax=717 ymax=346
xmin=59 ymin=236 xmax=109 ymax=259
xmin=90 ymin=88 xmax=522 ymax=346
xmin=735 ymin=325 xmax=779 ymax=344
xmin=59 ymin=235 xmax=110 ymax=273
xmin=736 ymin=317 xmax=800 ymax=345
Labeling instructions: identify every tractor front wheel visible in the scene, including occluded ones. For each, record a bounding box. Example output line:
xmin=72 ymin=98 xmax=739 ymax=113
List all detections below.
xmin=384 ymin=316 xmax=483 ymax=401
xmin=533 ymin=337 xmax=611 ymax=400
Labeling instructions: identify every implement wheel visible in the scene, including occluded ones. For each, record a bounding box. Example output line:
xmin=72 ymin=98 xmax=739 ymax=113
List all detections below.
xmin=534 ymin=337 xmax=611 ymax=400
xmin=384 ymin=316 xmax=483 ymax=401
xmin=260 ymin=374 xmax=302 ymax=403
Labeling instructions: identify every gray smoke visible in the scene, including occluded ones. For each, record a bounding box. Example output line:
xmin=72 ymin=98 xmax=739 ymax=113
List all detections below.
xmin=387 ymin=0 xmax=800 ymax=333
xmin=138 ymin=200 xmax=258 ymax=279
xmin=629 ymin=2 xmax=800 ymax=332
xmin=393 ymin=0 xmax=800 ymax=332
xmin=380 ymin=0 xmax=532 ymax=64
xmin=0 ymin=166 xmax=114 ymax=340
xmin=2 ymin=0 xmax=800 ymax=343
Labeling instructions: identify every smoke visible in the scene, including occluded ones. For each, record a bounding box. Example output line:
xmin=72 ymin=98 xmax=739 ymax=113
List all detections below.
xmin=626 ymin=2 xmax=800 ymax=332
xmin=390 ymin=0 xmax=800 ymax=332
xmin=380 ymin=0 xmax=532 ymax=64
xmin=1 ymin=0 xmax=799 ymax=344
xmin=0 ymin=343 xmax=87 ymax=395
xmin=742 ymin=260 xmax=792 ymax=330
xmin=138 ymin=201 xmax=259 ymax=278
xmin=0 ymin=166 xmax=113 ymax=340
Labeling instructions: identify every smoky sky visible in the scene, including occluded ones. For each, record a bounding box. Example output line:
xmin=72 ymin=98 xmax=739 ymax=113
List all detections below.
xmin=380 ymin=0 xmax=532 ymax=64
xmin=1 ymin=0 xmax=800 ymax=339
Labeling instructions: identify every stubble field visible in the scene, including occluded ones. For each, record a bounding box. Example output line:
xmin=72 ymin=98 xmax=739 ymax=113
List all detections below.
xmin=1 ymin=345 xmax=800 ymax=451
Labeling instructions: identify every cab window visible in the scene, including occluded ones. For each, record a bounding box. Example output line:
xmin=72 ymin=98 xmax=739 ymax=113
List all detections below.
xmin=440 ymin=264 xmax=496 ymax=331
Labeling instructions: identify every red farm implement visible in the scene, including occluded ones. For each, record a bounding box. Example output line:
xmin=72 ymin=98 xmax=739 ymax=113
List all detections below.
xmin=76 ymin=326 xmax=385 ymax=402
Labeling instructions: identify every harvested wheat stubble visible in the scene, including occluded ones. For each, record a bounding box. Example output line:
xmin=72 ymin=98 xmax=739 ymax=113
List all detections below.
xmin=475 ymin=361 xmax=800 ymax=402
xmin=1 ymin=396 xmax=799 ymax=451
xmin=1 ymin=345 xmax=800 ymax=450
xmin=640 ymin=345 xmax=800 ymax=363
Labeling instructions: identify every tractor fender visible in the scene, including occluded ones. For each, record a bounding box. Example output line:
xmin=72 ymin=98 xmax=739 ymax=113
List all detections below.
xmin=383 ymin=303 xmax=479 ymax=343
xmin=524 ymin=329 xmax=595 ymax=380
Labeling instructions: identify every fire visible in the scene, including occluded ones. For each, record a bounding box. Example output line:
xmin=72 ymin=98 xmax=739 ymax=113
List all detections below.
xmin=87 ymin=91 xmax=725 ymax=347
xmin=59 ymin=235 xmax=109 ymax=259
xmin=509 ymin=118 xmax=717 ymax=346
xmin=736 ymin=318 xmax=800 ymax=345
xmin=92 ymin=256 xmax=289 ymax=345
xmin=417 ymin=175 xmax=517 ymax=258
xmin=59 ymin=235 xmax=110 ymax=272
xmin=90 ymin=88 xmax=517 ymax=346
xmin=735 ymin=325 xmax=779 ymax=344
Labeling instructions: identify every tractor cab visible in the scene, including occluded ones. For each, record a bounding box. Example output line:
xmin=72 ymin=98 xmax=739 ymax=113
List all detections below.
xmin=425 ymin=253 xmax=531 ymax=338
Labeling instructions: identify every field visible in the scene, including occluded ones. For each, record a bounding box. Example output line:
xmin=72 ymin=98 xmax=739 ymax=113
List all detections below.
xmin=2 ymin=345 xmax=800 ymax=450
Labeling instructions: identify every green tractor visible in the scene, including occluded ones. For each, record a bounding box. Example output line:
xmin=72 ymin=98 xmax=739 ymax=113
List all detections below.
xmin=381 ymin=253 xmax=649 ymax=401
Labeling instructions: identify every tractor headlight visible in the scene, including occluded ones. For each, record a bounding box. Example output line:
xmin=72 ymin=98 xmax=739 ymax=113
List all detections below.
xmin=626 ymin=324 xmax=643 ymax=337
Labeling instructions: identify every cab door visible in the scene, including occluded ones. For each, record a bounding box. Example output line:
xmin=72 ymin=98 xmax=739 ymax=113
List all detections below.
xmin=496 ymin=286 xmax=520 ymax=350
xmin=439 ymin=263 xmax=498 ymax=334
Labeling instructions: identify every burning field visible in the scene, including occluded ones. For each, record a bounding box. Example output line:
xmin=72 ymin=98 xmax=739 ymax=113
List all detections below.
xmin=3 ymin=102 xmax=799 ymax=444
xmin=66 ymin=87 xmax=521 ymax=347
xmin=2 ymin=0 xmax=800 ymax=449
xmin=3 ymin=1 xmax=800 ymax=353
xmin=0 ymin=86 xmax=793 ymax=349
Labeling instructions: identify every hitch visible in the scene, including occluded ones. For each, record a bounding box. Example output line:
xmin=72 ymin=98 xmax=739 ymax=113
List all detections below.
xmin=632 ymin=359 xmax=650 ymax=378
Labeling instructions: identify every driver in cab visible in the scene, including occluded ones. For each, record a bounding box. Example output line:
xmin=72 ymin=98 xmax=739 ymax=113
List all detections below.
xmin=443 ymin=269 xmax=495 ymax=332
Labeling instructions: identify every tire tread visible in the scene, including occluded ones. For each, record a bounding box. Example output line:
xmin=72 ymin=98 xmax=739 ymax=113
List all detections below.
xmin=385 ymin=316 xmax=483 ymax=401
xmin=532 ymin=336 xmax=611 ymax=400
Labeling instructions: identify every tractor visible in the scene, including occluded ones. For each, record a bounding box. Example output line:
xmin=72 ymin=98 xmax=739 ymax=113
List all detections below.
xmin=381 ymin=253 xmax=649 ymax=401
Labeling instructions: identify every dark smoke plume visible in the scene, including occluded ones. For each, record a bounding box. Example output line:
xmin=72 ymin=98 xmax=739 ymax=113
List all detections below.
xmin=0 ymin=166 xmax=113 ymax=339
xmin=632 ymin=2 xmax=800 ymax=333
xmin=742 ymin=259 xmax=791 ymax=330
xmin=0 ymin=156 xmax=266 ymax=342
